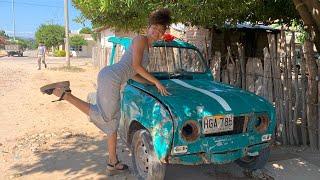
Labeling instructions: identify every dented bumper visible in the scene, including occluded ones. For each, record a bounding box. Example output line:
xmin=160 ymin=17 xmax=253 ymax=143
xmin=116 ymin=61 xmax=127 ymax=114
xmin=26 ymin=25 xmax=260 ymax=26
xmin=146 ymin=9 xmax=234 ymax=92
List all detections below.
xmin=168 ymin=142 xmax=270 ymax=165
xmin=168 ymin=132 xmax=271 ymax=165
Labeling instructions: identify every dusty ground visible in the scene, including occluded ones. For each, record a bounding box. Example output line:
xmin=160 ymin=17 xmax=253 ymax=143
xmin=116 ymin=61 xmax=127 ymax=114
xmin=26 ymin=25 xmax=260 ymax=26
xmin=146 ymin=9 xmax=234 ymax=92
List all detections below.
xmin=1 ymin=53 xmax=320 ymax=180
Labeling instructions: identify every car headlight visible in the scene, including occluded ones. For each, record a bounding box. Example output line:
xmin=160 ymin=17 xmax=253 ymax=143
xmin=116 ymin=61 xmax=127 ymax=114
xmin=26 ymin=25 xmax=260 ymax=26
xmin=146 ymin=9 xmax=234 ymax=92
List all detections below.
xmin=254 ymin=114 xmax=269 ymax=133
xmin=181 ymin=120 xmax=200 ymax=142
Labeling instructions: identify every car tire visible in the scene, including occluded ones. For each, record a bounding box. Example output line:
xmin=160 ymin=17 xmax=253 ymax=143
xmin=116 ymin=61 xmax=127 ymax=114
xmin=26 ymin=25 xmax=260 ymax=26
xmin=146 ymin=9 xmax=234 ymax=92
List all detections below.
xmin=235 ymin=147 xmax=270 ymax=170
xmin=131 ymin=129 xmax=166 ymax=180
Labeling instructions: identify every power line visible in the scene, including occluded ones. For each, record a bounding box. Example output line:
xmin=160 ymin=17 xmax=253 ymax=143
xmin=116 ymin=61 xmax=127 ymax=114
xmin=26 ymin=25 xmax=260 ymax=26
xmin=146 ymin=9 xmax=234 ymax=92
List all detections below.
xmin=0 ymin=0 xmax=63 ymax=8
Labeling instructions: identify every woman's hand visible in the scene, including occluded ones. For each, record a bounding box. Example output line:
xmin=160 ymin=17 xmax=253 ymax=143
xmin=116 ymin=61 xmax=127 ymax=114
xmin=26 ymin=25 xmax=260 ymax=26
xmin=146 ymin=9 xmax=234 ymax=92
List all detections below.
xmin=52 ymin=88 xmax=64 ymax=98
xmin=52 ymin=87 xmax=71 ymax=100
xmin=155 ymin=81 xmax=171 ymax=96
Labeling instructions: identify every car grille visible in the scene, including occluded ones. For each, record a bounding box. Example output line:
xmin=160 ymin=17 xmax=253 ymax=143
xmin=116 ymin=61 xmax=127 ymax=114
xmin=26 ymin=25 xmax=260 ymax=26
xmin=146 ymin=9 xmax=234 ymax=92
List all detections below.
xmin=204 ymin=116 xmax=246 ymax=137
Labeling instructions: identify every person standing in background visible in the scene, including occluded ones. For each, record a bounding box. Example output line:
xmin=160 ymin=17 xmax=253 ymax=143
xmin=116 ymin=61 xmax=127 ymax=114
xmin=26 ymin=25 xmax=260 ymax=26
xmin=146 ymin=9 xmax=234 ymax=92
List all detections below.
xmin=37 ymin=42 xmax=47 ymax=70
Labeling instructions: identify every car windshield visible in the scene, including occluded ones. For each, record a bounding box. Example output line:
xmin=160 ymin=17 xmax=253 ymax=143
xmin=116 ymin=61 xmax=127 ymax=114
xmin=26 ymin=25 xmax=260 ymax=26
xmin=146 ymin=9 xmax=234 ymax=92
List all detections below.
xmin=146 ymin=47 xmax=207 ymax=73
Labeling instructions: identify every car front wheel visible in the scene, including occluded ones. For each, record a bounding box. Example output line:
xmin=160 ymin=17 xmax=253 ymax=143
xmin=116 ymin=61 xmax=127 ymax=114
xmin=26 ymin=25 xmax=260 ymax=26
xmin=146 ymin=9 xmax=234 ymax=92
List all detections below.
xmin=131 ymin=129 xmax=166 ymax=180
xmin=235 ymin=147 xmax=270 ymax=170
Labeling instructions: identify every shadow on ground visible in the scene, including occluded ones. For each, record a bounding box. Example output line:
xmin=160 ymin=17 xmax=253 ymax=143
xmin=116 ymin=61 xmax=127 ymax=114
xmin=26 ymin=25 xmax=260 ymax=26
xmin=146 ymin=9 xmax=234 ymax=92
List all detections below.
xmin=10 ymin=132 xmax=253 ymax=179
xmin=10 ymin=133 xmax=134 ymax=179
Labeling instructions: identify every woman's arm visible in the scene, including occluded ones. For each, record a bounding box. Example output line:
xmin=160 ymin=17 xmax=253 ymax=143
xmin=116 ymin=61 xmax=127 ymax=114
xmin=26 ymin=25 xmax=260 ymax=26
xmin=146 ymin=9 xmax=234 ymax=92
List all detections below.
xmin=131 ymin=36 xmax=159 ymax=84
xmin=131 ymin=36 xmax=170 ymax=96
xmin=131 ymin=74 xmax=153 ymax=85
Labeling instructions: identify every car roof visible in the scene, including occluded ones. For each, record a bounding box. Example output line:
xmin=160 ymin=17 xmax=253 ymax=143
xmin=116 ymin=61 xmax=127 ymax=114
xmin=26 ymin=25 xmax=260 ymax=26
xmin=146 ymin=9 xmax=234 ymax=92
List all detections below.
xmin=107 ymin=36 xmax=198 ymax=50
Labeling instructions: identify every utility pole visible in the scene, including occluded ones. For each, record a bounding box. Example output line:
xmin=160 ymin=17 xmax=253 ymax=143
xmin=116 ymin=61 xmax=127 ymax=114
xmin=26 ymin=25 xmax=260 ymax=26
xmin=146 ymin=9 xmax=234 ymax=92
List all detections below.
xmin=64 ymin=0 xmax=70 ymax=67
xmin=12 ymin=0 xmax=15 ymax=41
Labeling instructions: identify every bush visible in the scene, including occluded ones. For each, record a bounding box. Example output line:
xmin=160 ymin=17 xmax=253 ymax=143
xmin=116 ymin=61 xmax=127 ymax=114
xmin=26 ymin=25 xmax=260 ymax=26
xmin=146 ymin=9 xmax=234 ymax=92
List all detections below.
xmin=53 ymin=50 xmax=66 ymax=57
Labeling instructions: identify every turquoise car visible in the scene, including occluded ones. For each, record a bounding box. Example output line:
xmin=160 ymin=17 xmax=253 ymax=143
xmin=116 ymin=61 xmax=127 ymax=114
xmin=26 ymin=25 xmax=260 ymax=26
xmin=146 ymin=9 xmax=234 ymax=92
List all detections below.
xmin=99 ymin=36 xmax=275 ymax=179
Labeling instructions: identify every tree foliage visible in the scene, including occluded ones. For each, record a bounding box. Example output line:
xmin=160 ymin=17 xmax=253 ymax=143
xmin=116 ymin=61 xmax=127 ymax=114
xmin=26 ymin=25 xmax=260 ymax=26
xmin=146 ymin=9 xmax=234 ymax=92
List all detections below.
xmin=35 ymin=24 xmax=65 ymax=48
xmin=72 ymin=0 xmax=299 ymax=31
xmin=70 ymin=35 xmax=88 ymax=47
xmin=0 ymin=30 xmax=9 ymax=38
xmin=72 ymin=0 xmax=160 ymax=31
xmin=79 ymin=27 xmax=93 ymax=34
xmin=14 ymin=38 xmax=36 ymax=49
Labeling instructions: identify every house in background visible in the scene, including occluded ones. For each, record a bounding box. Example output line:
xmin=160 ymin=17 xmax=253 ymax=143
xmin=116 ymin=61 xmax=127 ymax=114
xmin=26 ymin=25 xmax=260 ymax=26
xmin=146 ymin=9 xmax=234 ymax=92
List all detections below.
xmin=171 ymin=23 xmax=280 ymax=62
xmin=59 ymin=33 xmax=95 ymax=58
xmin=92 ymin=26 xmax=138 ymax=68
xmin=70 ymin=33 xmax=95 ymax=58
xmin=0 ymin=36 xmax=7 ymax=49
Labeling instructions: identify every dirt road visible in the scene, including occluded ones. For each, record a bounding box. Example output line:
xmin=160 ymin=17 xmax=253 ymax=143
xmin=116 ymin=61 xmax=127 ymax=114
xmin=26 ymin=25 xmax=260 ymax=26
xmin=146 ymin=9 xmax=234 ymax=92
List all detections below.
xmin=1 ymin=55 xmax=319 ymax=180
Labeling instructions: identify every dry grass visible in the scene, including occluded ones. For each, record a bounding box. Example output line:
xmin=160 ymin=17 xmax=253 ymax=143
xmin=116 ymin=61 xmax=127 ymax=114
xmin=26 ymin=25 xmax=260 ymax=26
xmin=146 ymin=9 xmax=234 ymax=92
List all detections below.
xmin=48 ymin=66 xmax=85 ymax=72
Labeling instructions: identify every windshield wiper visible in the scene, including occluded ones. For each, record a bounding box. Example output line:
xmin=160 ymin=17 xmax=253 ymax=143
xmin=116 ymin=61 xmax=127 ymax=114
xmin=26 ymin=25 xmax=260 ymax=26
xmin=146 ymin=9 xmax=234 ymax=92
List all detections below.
xmin=169 ymin=72 xmax=193 ymax=80
xmin=153 ymin=71 xmax=193 ymax=80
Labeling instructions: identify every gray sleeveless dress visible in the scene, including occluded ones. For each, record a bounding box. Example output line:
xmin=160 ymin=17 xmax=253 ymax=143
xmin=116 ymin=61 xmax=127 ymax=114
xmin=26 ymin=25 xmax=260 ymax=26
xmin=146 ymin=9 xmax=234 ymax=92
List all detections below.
xmin=89 ymin=45 xmax=150 ymax=134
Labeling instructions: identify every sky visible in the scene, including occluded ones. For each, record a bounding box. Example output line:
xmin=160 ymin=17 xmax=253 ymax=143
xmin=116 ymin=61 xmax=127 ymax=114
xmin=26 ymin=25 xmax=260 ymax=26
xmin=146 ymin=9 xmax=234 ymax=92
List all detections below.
xmin=0 ymin=0 xmax=91 ymax=39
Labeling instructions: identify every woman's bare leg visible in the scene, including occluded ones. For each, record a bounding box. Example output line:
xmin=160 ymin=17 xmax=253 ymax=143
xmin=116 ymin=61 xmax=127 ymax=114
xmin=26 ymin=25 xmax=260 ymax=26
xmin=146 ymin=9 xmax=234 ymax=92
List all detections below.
xmin=52 ymin=90 xmax=121 ymax=166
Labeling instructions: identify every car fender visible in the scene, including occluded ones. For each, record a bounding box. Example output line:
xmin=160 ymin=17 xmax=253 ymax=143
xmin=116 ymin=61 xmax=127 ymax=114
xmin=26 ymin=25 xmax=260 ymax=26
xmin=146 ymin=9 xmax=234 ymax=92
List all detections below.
xmin=122 ymin=85 xmax=174 ymax=162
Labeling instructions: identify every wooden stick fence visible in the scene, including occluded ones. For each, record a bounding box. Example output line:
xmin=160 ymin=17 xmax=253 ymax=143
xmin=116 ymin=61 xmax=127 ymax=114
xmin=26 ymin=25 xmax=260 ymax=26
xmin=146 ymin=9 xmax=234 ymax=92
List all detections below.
xmin=211 ymin=30 xmax=320 ymax=150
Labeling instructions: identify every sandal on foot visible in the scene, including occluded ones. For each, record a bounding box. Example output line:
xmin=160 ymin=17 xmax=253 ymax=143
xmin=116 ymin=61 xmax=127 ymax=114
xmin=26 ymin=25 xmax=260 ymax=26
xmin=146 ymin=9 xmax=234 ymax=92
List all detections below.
xmin=40 ymin=81 xmax=71 ymax=102
xmin=106 ymin=160 xmax=129 ymax=176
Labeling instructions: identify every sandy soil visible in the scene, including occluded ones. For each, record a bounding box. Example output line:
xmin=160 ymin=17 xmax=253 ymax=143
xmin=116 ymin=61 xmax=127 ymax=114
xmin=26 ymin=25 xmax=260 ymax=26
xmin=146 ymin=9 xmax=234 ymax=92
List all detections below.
xmin=0 ymin=55 xmax=136 ymax=179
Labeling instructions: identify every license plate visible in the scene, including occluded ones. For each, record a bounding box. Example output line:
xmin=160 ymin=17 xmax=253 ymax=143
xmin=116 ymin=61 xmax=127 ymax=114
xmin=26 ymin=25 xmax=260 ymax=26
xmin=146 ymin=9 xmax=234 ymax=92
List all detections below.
xmin=202 ymin=115 xmax=234 ymax=134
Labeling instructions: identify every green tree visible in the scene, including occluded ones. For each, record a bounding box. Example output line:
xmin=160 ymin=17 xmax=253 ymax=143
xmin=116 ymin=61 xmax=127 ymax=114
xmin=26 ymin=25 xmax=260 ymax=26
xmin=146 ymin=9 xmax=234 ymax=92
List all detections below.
xmin=70 ymin=35 xmax=88 ymax=57
xmin=73 ymin=14 xmax=88 ymax=27
xmin=0 ymin=30 xmax=9 ymax=38
xmin=72 ymin=0 xmax=154 ymax=32
xmin=72 ymin=0 xmax=298 ymax=31
xmin=79 ymin=27 xmax=92 ymax=34
xmin=71 ymin=0 xmax=300 ymax=53
xmin=35 ymin=24 xmax=65 ymax=49
xmin=291 ymin=0 xmax=320 ymax=52
xmin=13 ymin=38 xmax=36 ymax=49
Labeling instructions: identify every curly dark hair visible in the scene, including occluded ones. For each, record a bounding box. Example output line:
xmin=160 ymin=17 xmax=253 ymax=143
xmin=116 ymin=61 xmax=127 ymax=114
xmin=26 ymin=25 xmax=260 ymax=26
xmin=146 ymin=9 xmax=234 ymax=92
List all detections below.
xmin=149 ymin=8 xmax=171 ymax=28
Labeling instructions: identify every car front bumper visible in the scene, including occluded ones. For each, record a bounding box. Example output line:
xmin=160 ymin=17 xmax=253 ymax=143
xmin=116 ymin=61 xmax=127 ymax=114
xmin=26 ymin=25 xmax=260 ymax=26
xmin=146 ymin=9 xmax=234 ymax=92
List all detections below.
xmin=168 ymin=141 xmax=270 ymax=165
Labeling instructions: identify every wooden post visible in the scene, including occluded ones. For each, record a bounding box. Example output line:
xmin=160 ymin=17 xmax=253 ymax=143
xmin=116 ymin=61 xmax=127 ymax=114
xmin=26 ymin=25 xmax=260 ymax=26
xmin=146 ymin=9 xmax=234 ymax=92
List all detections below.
xmin=255 ymin=58 xmax=263 ymax=96
xmin=226 ymin=46 xmax=236 ymax=85
xmin=211 ymin=51 xmax=221 ymax=82
xmin=246 ymin=58 xmax=254 ymax=92
xmin=318 ymin=50 xmax=320 ymax=149
xmin=281 ymin=29 xmax=291 ymax=144
xmin=290 ymin=32 xmax=299 ymax=145
xmin=263 ymin=47 xmax=273 ymax=102
xmin=238 ymin=43 xmax=245 ymax=89
xmin=204 ymin=35 xmax=209 ymax=64
xmin=235 ymin=58 xmax=241 ymax=87
xmin=269 ymin=33 xmax=287 ymax=144
xmin=300 ymin=46 xmax=308 ymax=146
xmin=287 ymin=33 xmax=296 ymax=145
xmin=304 ymin=36 xmax=318 ymax=150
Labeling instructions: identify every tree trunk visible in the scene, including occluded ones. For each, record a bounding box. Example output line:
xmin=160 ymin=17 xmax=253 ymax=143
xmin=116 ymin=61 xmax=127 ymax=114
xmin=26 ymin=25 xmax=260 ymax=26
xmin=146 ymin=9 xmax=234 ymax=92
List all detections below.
xmin=292 ymin=0 xmax=320 ymax=52
xmin=304 ymin=35 xmax=318 ymax=150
